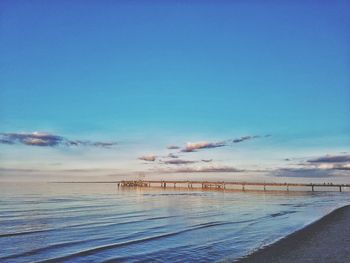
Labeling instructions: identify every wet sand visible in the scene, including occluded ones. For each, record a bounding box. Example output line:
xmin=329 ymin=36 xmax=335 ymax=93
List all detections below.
xmin=237 ymin=205 xmax=350 ymax=263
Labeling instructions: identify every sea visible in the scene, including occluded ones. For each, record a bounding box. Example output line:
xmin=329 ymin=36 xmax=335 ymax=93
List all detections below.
xmin=1 ymin=182 xmax=349 ymax=263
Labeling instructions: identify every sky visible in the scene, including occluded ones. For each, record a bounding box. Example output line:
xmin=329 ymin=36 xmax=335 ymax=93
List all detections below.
xmin=1 ymin=0 xmax=349 ymax=182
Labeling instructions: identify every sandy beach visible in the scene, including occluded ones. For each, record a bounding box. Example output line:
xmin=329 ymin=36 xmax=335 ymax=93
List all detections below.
xmin=237 ymin=205 xmax=350 ymax=263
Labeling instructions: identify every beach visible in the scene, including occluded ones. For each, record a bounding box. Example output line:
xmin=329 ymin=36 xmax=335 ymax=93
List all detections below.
xmin=237 ymin=205 xmax=350 ymax=263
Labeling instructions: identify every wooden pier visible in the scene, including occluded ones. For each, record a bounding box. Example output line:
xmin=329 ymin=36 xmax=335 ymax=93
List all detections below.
xmin=117 ymin=180 xmax=350 ymax=192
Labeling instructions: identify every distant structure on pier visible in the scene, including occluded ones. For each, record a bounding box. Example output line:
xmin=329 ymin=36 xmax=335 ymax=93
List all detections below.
xmin=117 ymin=180 xmax=349 ymax=192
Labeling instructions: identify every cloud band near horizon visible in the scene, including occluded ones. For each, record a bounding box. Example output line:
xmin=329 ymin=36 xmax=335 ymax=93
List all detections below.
xmin=0 ymin=132 xmax=117 ymax=148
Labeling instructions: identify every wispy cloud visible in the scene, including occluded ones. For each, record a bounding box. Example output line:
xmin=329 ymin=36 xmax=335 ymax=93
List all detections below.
xmin=0 ymin=132 xmax=117 ymax=148
xmin=163 ymin=159 xmax=196 ymax=165
xmin=92 ymin=142 xmax=117 ymax=147
xmin=307 ymin=155 xmax=350 ymax=163
xmin=138 ymin=155 xmax=157 ymax=162
xmin=270 ymin=166 xmax=350 ymax=177
xmin=271 ymin=168 xmax=336 ymax=178
xmin=334 ymin=164 xmax=350 ymax=171
xmin=0 ymin=132 xmax=63 ymax=146
xmin=167 ymin=153 xmax=179 ymax=159
xmin=156 ymin=165 xmax=243 ymax=173
xmin=167 ymin=145 xmax=180 ymax=150
xmin=0 ymin=167 xmax=40 ymax=173
xmin=308 ymin=162 xmax=350 ymax=171
xmin=180 ymin=135 xmax=269 ymax=153
xmin=300 ymin=154 xmax=350 ymax=171
xmin=0 ymin=138 xmax=14 ymax=144
xmin=181 ymin=141 xmax=226 ymax=152
xmin=232 ymin=135 xmax=259 ymax=143
xmin=270 ymin=154 xmax=350 ymax=178
xmin=232 ymin=134 xmax=271 ymax=143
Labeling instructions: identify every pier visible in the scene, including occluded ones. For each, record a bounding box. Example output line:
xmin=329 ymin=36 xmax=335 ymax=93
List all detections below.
xmin=117 ymin=180 xmax=350 ymax=192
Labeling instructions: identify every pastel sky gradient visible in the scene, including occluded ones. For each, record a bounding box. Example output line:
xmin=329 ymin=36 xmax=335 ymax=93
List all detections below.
xmin=1 ymin=0 xmax=349 ymax=182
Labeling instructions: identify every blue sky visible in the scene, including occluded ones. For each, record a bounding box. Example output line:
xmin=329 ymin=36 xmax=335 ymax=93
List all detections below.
xmin=1 ymin=1 xmax=349 ymax=182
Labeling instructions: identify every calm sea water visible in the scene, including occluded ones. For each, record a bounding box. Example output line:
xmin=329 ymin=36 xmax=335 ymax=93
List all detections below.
xmin=1 ymin=182 xmax=350 ymax=263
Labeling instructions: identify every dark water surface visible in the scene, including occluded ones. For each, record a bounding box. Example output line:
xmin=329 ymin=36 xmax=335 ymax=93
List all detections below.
xmin=0 ymin=182 xmax=349 ymax=262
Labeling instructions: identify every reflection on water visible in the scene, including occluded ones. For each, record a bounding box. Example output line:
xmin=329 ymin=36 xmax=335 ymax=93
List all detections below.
xmin=0 ymin=182 xmax=349 ymax=262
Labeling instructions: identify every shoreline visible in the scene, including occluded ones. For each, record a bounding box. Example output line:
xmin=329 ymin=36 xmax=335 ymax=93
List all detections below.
xmin=236 ymin=205 xmax=350 ymax=263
